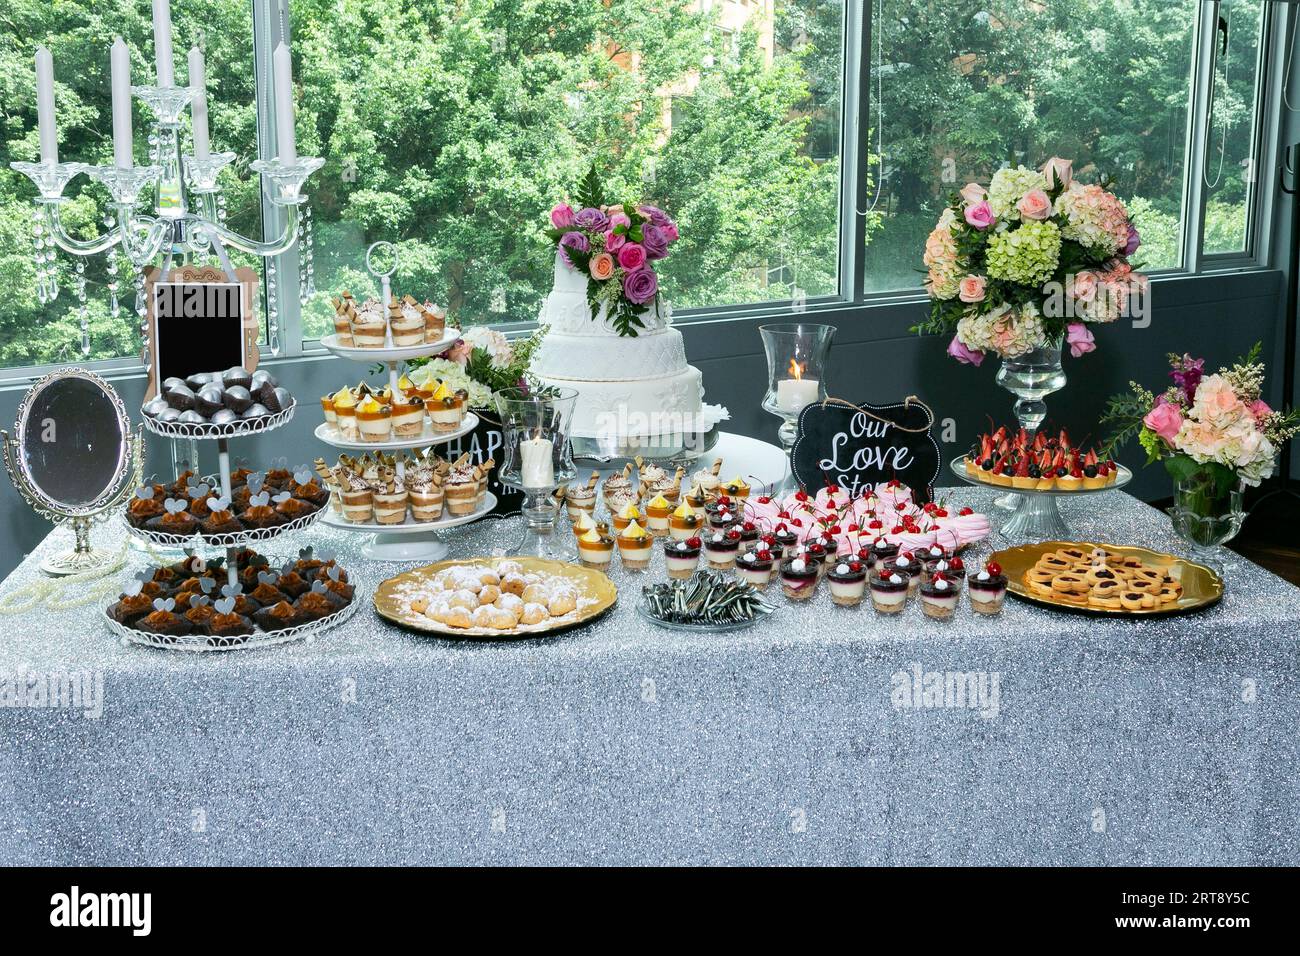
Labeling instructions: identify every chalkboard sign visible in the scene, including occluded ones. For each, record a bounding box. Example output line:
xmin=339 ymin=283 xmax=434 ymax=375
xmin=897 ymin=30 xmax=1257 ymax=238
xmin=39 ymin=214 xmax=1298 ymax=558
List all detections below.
xmin=142 ymin=265 xmax=260 ymax=401
xmin=790 ymin=397 xmax=941 ymax=502
xmin=438 ymin=413 xmax=524 ymax=518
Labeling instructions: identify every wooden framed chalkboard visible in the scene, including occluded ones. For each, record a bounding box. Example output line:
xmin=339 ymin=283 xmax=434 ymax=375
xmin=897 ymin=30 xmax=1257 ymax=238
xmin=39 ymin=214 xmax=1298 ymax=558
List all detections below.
xmin=790 ymin=396 xmax=941 ymax=502
xmin=142 ymin=264 xmax=261 ymax=401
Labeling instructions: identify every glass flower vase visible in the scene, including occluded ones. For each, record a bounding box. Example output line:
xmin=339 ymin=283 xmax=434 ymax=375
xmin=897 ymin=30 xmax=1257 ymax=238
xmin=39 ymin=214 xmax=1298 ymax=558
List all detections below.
xmin=759 ymin=323 xmax=835 ymax=497
xmin=1167 ymin=465 xmax=1246 ymax=576
xmin=993 ymin=336 xmax=1067 ymax=510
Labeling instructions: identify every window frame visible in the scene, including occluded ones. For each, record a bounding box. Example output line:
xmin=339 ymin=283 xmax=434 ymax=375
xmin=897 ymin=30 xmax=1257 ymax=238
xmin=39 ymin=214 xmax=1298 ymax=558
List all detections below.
xmin=1 ymin=0 xmax=1290 ymax=386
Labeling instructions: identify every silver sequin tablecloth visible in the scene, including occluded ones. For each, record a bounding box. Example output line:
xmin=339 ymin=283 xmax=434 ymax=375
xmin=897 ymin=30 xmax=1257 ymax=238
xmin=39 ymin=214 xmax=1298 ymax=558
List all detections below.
xmin=2 ymin=488 xmax=1298 ymax=866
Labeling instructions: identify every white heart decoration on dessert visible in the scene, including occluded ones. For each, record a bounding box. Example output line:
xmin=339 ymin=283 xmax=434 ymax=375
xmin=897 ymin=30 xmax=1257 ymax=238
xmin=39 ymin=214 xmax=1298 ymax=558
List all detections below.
xmin=163 ymin=497 xmax=187 ymax=515
xmin=249 ymin=491 xmax=270 ymax=508
xmin=311 ymin=580 xmax=328 ymax=594
xmin=188 ymin=594 xmax=210 ymax=608
xmin=298 ymin=546 xmax=314 ymax=561
xmin=220 ymin=583 xmax=242 ymax=598
xmin=214 ymin=597 xmax=236 ymax=615
xmin=327 ymin=566 xmax=342 ymax=582
xmin=207 ymin=496 xmax=231 ymax=513
xmin=122 ymin=580 xmax=143 ymax=597
xmin=198 ymin=577 xmax=214 ymax=594
xmin=257 ymin=570 xmax=279 ymax=585
xmin=187 ymin=481 xmax=211 ymax=499
xmin=294 ymin=467 xmax=311 ymax=485
xmin=272 ymin=491 xmax=292 ymax=504
xmin=152 ymin=597 xmax=175 ymax=612
xmin=135 ymin=485 xmax=155 ymax=500
xmin=247 ymin=473 xmax=265 ymax=493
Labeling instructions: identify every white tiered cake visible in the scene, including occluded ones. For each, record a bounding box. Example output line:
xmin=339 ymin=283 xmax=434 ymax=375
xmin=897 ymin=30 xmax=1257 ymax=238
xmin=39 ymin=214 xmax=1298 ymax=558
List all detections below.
xmin=531 ymin=253 xmax=723 ymax=442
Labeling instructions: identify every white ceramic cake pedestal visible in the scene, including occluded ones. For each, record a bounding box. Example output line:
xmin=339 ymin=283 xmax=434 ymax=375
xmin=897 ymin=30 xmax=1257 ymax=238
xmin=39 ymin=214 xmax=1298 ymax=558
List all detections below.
xmin=321 ymin=493 xmax=497 ymax=561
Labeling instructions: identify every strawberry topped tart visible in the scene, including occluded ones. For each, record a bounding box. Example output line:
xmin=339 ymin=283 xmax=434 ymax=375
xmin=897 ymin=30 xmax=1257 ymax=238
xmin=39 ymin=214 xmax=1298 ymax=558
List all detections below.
xmin=964 ymin=426 xmax=1120 ymax=491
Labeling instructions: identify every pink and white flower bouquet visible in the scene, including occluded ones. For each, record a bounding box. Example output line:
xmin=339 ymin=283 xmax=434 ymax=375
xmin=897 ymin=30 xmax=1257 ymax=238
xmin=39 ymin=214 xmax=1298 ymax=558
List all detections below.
xmin=544 ymin=165 xmax=679 ymax=338
xmin=1102 ymin=345 xmax=1300 ymax=493
xmin=915 ymin=157 xmax=1148 ymax=365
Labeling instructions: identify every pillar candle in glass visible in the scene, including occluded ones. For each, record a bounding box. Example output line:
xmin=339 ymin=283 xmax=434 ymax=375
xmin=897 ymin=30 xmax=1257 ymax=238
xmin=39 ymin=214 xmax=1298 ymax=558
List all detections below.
xmin=494 ymin=386 xmax=578 ymax=559
xmin=760 ymin=323 xmax=835 ymax=496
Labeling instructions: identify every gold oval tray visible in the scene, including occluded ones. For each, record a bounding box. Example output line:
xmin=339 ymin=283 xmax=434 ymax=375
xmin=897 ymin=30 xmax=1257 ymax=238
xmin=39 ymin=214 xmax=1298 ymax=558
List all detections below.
xmin=991 ymin=540 xmax=1223 ymax=618
xmin=374 ymin=556 xmax=617 ymax=640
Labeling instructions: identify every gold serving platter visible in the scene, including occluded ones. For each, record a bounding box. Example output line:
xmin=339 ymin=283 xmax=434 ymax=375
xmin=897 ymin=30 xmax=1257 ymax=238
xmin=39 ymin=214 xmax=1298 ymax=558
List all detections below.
xmin=374 ymin=556 xmax=618 ymax=640
xmin=992 ymin=540 xmax=1224 ymax=618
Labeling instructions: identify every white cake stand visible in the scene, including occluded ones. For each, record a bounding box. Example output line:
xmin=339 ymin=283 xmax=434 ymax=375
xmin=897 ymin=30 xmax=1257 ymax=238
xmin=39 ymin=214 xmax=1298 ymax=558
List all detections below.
xmin=314 ymin=241 xmax=494 ymax=561
xmin=321 ymin=493 xmax=497 ymax=561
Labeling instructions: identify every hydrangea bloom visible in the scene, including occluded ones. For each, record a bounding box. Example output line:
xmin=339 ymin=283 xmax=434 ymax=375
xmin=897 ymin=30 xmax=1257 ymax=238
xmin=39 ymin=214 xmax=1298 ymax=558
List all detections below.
xmin=985 ymin=220 xmax=1061 ymax=285
xmin=923 ymin=209 xmax=962 ymax=300
xmin=986 ymin=166 xmax=1050 ymax=220
xmin=1055 ymin=183 xmax=1130 ymax=257
xmin=955 ymin=303 xmax=1044 ymax=360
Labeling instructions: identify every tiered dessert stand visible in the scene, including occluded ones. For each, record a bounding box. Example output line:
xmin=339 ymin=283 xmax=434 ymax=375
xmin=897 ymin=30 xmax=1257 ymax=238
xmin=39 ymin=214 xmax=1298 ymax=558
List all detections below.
xmin=949 ymin=455 xmax=1133 ymax=541
xmin=313 ymin=242 xmax=495 ymax=561
xmin=120 ymin=397 xmax=359 ymax=651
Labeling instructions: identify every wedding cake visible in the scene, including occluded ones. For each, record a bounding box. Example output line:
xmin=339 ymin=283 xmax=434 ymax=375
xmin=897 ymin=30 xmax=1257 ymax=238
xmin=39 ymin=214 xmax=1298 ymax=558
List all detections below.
xmin=531 ymin=253 xmax=723 ymax=442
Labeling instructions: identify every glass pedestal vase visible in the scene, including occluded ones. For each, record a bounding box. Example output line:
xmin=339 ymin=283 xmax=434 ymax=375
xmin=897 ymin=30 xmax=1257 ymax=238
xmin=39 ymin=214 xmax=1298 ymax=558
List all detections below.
xmin=993 ymin=337 xmax=1067 ymax=510
xmin=759 ymin=323 xmax=835 ymax=496
xmin=1167 ymin=469 xmax=1246 ymax=577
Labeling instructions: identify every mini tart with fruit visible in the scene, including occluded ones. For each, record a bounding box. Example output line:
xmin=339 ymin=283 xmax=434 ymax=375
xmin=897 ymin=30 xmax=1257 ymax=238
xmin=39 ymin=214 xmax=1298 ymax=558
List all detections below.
xmin=965 ymin=426 xmax=1119 ymax=493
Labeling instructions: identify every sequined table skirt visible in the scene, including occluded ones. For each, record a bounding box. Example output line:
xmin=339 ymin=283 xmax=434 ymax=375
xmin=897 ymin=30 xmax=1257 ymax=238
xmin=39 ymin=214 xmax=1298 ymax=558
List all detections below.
xmin=2 ymin=489 xmax=1298 ymax=865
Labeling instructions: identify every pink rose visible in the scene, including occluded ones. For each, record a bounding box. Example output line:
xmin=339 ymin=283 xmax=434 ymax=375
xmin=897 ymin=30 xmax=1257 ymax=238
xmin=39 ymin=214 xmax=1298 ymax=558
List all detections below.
xmin=608 ymin=211 xmax=631 ymax=230
xmin=957 ymin=274 xmax=987 ymax=303
xmin=947 ymin=335 xmax=984 ymax=366
xmin=1144 ymin=402 xmax=1183 ymax=442
xmin=589 ymin=252 xmax=615 ymax=281
xmin=550 ymin=203 xmax=575 ymax=229
xmin=662 ymin=222 xmax=679 ymax=242
xmin=1249 ymin=399 xmax=1273 ymax=421
xmin=604 ymin=230 xmax=626 ymax=253
xmin=1065 ymin=322 xmax=1095 ymax=358
xmin=617 ymin=242 xmax=646 ymax=271
xmin=1069 ymin=270 xmax=1099 ymax=303
xmin=443 ymin=339 xmax=471 ymax=366
xmin=1041 ymin=157 xmax=1073 ymax=190
xmin=1016 ymin=189 xmax=1052 ymax=221
xmin=960 ymin=183 xmax=986 ymax=204
xmin=963 ymin=201 xmax=995 ymax=230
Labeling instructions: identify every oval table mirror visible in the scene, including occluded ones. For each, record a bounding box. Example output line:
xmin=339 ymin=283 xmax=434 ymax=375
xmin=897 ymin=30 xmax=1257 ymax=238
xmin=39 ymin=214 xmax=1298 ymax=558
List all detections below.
xmin=2 ymin=368 xmax=143 ymax=575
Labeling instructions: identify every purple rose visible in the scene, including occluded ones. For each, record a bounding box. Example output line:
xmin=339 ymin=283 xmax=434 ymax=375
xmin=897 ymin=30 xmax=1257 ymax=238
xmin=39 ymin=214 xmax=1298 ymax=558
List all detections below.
xmin=558 ymin=230 xmax=590 ymax=268
xmin=623 ymin=267 xmax=658 ymax=305
xmin=574 ymin=207 xmax=609 ymax=232
xmin=1123 ymin=223 xmax=1141 ymax=256
xmin=946 ymin=335 xmax=984 ymax=367
xmin=641 ymin=223 xmax=669 ymax=260
xmin=637 ymin=204 xmax=671 ymax=227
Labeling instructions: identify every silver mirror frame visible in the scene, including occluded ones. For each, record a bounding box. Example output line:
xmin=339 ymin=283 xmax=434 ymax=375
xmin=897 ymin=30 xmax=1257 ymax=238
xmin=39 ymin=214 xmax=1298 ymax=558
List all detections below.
xmin=2 ymin=367 xmax=144 ymax=576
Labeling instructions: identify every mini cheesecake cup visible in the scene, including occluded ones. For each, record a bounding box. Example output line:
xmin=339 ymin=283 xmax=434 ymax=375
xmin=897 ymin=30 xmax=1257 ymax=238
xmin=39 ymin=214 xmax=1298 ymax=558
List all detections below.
xmin=668 ymin=512 xmax=705 ymax=541
xmin=779 ymin=559 xmax=819 ymax=601
xmin=923 ymin=559 xmax=966 ymax=587
xmin=645 ymin=502 xmax=673 ymax=535
xmin=869 ymin=571 xmax=910 ymax=614
xmin=333 ymin=406 xmax=359 ymax=441
xmin=320 ymin=396 xmax=337 ymax=426
xmin=735 ymin=552 xmax=774 ymax=588
xmin=772 ymin=530 xmax=800 ymax=554
xmin=920 ymin=579 xmax=960 ymax=619
xmin=702 ymin=534 xmax=740 ymax=570
xmin=883 ymin=556 xmax=922 ymax=593
xmin=617 ymin=537 xmax=654 ymax=571
xmin=662 ymin=540 xmax=701 ymax=580
xmin=577 ymin=536 xmax=616 ymax=570
xmin=826 ymin=564 xmax=868 ymax=607
xmin=870 ymin=541 xmax=900 ymax=570
xmin=967 ymin=574 xmax=1008 ymax=615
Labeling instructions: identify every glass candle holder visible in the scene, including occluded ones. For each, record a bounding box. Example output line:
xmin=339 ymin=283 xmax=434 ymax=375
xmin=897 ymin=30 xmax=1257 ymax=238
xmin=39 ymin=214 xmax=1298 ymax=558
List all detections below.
xmin=760 ymin=323 xmax=835 ymax=496
xmin=495 ymin=386 xmax=579 ymax=560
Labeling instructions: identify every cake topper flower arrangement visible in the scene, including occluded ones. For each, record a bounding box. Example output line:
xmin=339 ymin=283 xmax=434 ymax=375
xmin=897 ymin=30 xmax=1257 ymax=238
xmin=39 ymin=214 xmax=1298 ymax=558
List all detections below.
xmin=545 ymin=165 xmax=679 ymax=338
xmin=913 ymin=157 xmax=1148 ymax=365
xmin=1101 ymin=344 xmax=1300 ymax=490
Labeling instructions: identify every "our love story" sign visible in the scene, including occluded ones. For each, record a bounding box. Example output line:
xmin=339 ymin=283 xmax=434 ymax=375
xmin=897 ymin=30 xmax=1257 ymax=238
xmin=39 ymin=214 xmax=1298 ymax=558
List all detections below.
xmin=790 ymin=397 xmax=941 ymax=502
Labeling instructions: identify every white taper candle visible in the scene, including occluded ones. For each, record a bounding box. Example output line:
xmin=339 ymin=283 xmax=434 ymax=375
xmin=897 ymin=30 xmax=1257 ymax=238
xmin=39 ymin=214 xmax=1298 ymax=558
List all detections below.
xmin=188 ymin=46 xmax=209 ymax=160
xmin=152 ymin=0 xmax=174 ymax=86
xmin=110 ymin=37 xmax=133 ymax=169
xmin=272 ymin=42 xmax=296 ymax=165
xmin=35 ymin=47 xmax=57 ymax=165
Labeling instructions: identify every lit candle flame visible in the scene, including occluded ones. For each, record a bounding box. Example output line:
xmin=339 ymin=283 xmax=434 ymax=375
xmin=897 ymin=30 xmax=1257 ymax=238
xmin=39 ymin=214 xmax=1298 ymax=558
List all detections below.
xmin=788 ymin=358 xmax=805 ymax=380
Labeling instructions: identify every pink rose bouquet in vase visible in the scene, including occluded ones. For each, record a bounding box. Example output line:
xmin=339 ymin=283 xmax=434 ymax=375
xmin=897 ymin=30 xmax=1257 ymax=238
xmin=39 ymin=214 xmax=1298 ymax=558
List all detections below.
xmin=544 ymin=165 xmax=678 ymax=338
xmin=1101 ymin=345 xmax=1300 ymax=570
xmin=914 ymin=157 xmax=1149 ymax=507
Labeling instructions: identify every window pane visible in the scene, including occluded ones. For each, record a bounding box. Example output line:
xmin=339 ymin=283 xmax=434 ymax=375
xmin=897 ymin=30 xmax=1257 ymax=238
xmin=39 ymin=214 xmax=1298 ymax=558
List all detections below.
xmin=294 ymin=0 xmax=845 ymax=339
xmin=0 ymin=0 xmax=260 ymax=369
xmin=862 ymin=0 xmax=1195 ymax=294
xmin=1203 ymin=0 xmax=1265 ymax=255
